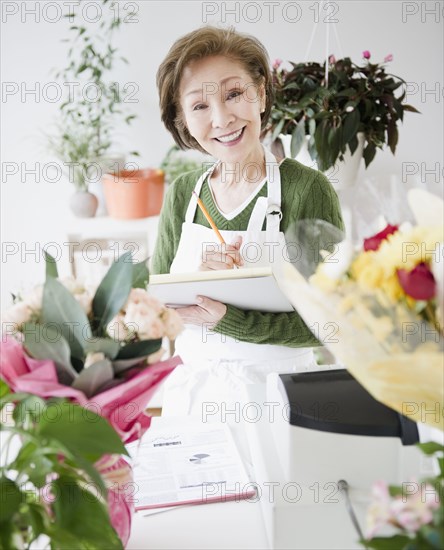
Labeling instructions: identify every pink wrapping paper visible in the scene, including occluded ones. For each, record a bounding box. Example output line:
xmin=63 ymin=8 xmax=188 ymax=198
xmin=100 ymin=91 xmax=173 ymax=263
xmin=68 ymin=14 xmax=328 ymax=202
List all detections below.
xmin=0 ymin=336 xmax=181 ymax=443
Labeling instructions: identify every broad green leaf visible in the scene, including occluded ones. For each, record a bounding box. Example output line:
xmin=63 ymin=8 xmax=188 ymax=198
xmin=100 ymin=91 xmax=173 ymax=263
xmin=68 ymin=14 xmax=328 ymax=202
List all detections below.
xmin=271 ymin=118 xmax=285 ymax=143
xmin=419 ymin=525 xmax=443 ymax=549
xmin=0 ymin=379 xmax=10 ymax=400
xmin=84 ymin=337 xmax=120 ymax=359
xmin=51 ymin=476 xmax=123 ymax=549
xmin=44 ymin=250 xmax=58 ymax=279
xmin=116 ymin=338 xmax=162 ymax=360
xmin=387 ymin=120 xmax=398 ymax=154
xmin=417 ymin=442 xmax=444 ymax=455
xmin=22 ymin=323 xmax=78 ymax=385
xmin=38 ymin=402 xmax=128 ymax=460
xmin=93 ymin=251 xmax=133 ymax=335
xmin=362 ymin=534 xmax=413 ymax=549
xmin=290 ymin=119 xmax=306 ymax=158
xmin=41 ymin=277 xmax=91 ymax=360
xmin=363 ymin=142 xmax=377 ymax=168
xmin=0 ymin=477 xmax=22 ymax=522
xmin=342 ymin=109 xmax=360 ymax=147
xmin=132 ymin=259 xmax=149 ymax=289
xmin=12 ymin=395 xmax=46 ymax=425
xmin=71 ymin=359 xmax=114 ymax=398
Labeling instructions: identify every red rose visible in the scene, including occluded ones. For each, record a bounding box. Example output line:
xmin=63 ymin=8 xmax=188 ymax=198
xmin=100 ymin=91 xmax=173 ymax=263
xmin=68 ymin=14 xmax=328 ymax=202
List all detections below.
xmin=363 ymin=224 xmax=399 ymax=251
xmin=397 ymin=263 xmax=437 ymax=301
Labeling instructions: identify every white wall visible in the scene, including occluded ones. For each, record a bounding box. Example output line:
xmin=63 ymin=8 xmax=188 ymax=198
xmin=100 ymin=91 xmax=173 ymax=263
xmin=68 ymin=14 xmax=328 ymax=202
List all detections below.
xmin=1 ymin=0 xmax=443 ymax=305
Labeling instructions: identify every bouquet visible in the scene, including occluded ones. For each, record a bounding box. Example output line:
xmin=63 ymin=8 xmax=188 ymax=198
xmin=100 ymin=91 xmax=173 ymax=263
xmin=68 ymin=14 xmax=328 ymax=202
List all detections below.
xmin=278 ymin=188 xmax=443 ymax=430
xmin=277 ymin=188 xmax=443 ymax=548
xmin=1 ymin=251 xmax=183 ymax=546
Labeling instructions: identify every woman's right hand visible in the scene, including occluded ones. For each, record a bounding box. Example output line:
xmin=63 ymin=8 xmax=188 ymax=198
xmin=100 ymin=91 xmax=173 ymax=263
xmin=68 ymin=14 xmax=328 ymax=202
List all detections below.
xmin=199 ymin=236 xmax=243 ymax=270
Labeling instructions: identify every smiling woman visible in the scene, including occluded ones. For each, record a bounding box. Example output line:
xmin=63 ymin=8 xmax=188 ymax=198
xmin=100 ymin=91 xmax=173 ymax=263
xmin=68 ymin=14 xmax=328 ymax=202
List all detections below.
xmin=152 ymin=25 xmax=344 ymax=416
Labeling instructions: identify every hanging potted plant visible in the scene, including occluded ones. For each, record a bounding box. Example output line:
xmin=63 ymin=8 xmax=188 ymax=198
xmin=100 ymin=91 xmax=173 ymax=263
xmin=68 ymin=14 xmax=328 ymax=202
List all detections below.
xmin=49 ymin=0 xmax=139 ymax=217
xmin=267 ymin=52 xmax=419 ymax=187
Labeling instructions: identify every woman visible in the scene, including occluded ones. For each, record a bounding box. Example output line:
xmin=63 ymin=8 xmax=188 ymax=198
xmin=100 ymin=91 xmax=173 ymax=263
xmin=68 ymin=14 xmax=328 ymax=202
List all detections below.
xmin=152 ymin=26 xmax=343 ymax=416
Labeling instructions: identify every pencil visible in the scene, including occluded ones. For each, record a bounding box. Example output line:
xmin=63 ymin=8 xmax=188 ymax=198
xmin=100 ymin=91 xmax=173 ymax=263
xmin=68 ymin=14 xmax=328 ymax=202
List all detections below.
xmin=192 ymin=190 xmax=226 ymax=244
xmin=192 ymin=190 xmax=239 ymax=269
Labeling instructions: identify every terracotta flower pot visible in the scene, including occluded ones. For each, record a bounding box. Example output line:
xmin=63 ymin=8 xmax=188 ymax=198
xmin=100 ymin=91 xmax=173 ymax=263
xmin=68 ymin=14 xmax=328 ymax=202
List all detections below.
xmin=102 ymin=168 xmax=165 ymax=220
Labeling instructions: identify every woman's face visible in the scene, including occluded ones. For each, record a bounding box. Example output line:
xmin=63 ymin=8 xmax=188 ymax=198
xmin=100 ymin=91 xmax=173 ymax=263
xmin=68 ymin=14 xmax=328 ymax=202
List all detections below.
xmin=179 ymin=55 xmax=265 ymax=163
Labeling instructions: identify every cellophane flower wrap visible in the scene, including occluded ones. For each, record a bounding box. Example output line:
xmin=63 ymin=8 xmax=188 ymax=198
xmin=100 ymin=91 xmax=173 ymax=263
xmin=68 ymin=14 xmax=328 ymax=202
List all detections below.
xmin=1 ymin=251 xmax=183 ymax=545
xmin=277 ymin=189 xmax=443 ymax=431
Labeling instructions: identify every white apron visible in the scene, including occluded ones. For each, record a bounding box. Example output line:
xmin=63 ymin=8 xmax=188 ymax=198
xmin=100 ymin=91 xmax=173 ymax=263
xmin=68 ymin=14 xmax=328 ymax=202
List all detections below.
xmin=162 ymin=147 xmax=315 ymax=417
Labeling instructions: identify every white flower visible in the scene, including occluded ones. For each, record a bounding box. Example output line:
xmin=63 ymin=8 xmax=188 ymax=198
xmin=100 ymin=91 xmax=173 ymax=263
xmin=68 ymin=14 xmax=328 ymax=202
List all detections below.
xmin=84 ymin=351 xmax=106 ymax=368
xmin=1 ymin=302 xmax=33 ymax=330
xmin=107 ymin=314 xmax=131 ymax=341
xmin=22 ymin=285 xmax=43 ymax=312
xmin=161 ymin=308 xmax=183 ymax=340
xmin=390 ymin=483 xmax=440 ymax=533
xmin=366 ymin=480 xmax=393 ymax=538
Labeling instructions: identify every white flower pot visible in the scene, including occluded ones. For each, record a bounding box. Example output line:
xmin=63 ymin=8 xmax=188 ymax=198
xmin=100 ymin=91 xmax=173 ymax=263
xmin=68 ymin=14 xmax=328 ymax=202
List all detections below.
xmin=280 ymin=132 xmax=365 ymax=190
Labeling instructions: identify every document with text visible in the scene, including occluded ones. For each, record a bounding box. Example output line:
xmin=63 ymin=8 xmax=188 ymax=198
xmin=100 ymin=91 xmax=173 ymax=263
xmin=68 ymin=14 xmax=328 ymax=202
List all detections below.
xmin=131 ymin=421 xmax=256 ymax=510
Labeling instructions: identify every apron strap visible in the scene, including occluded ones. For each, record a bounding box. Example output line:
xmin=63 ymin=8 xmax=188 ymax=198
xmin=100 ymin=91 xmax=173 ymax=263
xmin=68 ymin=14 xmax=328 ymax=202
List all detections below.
xmin=247 ymin=146 xmax=283 ymax=243
xmin=184 ymin=161 xmax=219 ymax=223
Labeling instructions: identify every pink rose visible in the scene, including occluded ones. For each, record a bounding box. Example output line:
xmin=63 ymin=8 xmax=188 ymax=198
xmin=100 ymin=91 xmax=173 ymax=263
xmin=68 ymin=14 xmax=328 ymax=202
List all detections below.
xmin=329 ymin=54 xmax=336 ymax=64
xmin=363 ymin=224 xmax=399 ymax=251
xmin=363 ymin=50 xmax=371 ymax=59
xmin=397 ymin=262 xmax=436 ymax=301
xmin=384 ymin=54 xmax=393 ymax=62
xmin=272 ymin=58 xmax=282 ymax=70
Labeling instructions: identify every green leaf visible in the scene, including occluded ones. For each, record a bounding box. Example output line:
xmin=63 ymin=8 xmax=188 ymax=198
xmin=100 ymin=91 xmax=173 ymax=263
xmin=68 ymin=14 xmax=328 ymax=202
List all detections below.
xmin=290 ymin=119 xmax=306 ymax=157
xmin=44 ymin=250 xmax=58 ymax=279
xmin=51 ymin=476 xmax=122 ymax=549
xmin=132 ymin=259 xmax=149 ymax=289
xmin=419 ymin=525 xmax=444 ymax=549
xmin=387 ymin=120 xmax=398 ymax=154
xmin=403 ymin=104 xmax=421 ymax=114
xmin=271 ymin=118 xmax=285 ymax=143
xmin=71 ymin=359 xmax=114 ymax=398
xmin=342 ymin=109 xmax=360 ymax=146
xmin=115 ymin=338 xmax=162 ymax=360
xmin=362 ymin=534 xmax=413 ymax=549
xmin=417 ymin=442 xmax=444 ymax=455
xmin=38 ymin=402 xmax=128 ymax=460
xmin=12 ymin=395 xmax=46 ymax=425
xmin=84 ymin=337 xmax=121 ymax=359
xmin=22 ymin=323 xmax=78 ymax=385
xmin=0 ymin=379 xmax=10 ymax=399
xmin=42 ymin=277 xmax=92 ymax=360
xmin=363 ymin=142 xmax=377 ymax=168
xmin=93 ymin=251 xmax=133 ymax=335
xmin=0 ymin=477 xmax=22 ymax=522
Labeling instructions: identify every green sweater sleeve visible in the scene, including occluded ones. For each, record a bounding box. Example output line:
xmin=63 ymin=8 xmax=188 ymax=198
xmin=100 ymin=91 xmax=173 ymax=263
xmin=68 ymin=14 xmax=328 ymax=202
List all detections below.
xmin=212 ymin=160 xmax=344 ymax=347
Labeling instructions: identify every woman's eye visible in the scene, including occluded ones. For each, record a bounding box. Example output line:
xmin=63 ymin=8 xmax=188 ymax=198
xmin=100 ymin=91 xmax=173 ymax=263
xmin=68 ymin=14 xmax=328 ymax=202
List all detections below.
xmin=192 ymin=103 xmax=207 ymax=111
xmin=226 ymin=90 xmax=242 ymax=101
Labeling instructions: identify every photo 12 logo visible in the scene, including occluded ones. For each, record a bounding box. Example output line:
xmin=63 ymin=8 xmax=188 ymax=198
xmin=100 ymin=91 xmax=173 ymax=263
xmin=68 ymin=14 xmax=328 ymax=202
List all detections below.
xmin=1 ymin=1 xmax=139 ymax=24
xmin=202 ymin=1 xmax=340 ymax=24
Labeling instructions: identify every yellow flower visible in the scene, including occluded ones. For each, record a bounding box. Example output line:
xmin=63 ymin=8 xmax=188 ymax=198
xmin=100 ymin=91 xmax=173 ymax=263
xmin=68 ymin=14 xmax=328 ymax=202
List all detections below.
xmin=351 ymin=252 xmax=384 ymax=290
xmin=380 ymin=274 xmax=404 ymax=302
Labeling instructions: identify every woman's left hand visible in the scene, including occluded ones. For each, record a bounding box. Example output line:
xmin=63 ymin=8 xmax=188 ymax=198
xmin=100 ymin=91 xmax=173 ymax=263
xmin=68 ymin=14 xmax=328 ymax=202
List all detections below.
xmin=176 ymin=296 xmax=227 ymax=326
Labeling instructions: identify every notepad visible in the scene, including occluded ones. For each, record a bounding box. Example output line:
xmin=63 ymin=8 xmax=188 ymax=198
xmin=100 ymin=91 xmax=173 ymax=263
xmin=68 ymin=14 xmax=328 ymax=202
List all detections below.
xmin=149 ymin=266 xmax=295 ymax=313
xmin=130 ymin=421 xmax=256 ymax=510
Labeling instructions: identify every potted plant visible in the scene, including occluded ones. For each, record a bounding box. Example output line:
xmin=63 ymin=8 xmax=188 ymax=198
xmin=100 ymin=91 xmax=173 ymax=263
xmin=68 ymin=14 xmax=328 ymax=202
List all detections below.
xmin=0 ymin=380 xmax=131 ymax=548
xmin=267 ymin=52 xmax=419 ymax=180
xmin=49 ymin=0 xmax=138 ymax=217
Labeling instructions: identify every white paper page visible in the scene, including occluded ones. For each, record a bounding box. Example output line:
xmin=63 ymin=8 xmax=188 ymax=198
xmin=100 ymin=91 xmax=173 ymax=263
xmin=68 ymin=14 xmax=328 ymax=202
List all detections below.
xmin=131 ymin=422 xmax=256 ymax=510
